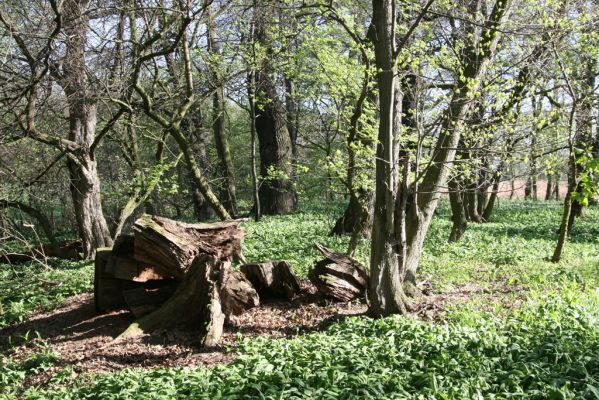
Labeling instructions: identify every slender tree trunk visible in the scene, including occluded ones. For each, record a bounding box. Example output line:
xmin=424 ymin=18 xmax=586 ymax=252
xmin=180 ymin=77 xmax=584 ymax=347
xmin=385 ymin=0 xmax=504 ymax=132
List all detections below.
xmin=545 ymin=175 xmax=553 ymax=201
xmin=206 ymin=2 xmax=238 ymax=216
xmin=401 ymin=0 xmax=513 ymax=290
xmin=62 ymin=0 xmax=112 ymax=258
xmin=449 ymin=178 xmax=468 ymax=242
xmin=248 ymin=69 xmax=261 ymax=221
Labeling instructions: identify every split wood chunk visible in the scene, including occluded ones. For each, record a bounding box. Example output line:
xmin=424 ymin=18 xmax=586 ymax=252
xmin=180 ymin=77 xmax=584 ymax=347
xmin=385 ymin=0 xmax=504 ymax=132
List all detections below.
xmin=94 ymin=249 xmax=145 ymax=312
xmin=240 ymin=260 xmax=301 ymax=300
xmin=221 ymin=271 xmax=259 ymax=316
xmin=104 ymin=256 xmax=174 ymax=282
xmin=117 ymin=254 xmax=227 ymax=346
xmin=308 ymin=244 xmax=369 ymax=302
xmin=132 ymin=214 xmax=246 ymax=278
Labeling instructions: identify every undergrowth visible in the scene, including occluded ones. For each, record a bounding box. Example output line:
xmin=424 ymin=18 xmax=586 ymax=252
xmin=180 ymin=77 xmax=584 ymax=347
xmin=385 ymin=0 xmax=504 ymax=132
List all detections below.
xmin=1 ymin=200 xmax=597 ymax=399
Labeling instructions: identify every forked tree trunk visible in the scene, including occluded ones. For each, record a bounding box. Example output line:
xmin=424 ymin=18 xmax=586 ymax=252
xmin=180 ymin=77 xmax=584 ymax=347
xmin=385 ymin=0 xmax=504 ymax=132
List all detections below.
xmin=398 ymin=0 xmax=513 ymax=294
xmin=368 ymin=0 xmax=408 ymax=316
xmin=62 ymin=0 xmax=112 ymax=258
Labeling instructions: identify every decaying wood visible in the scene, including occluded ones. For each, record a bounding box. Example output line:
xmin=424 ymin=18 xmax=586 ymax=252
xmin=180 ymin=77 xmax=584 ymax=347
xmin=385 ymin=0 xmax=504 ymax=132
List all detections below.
xmin=117 ymin=255 xmax=227 ymax=346
xmin=132 ymin=214 xmax=245 ymax=278
xmin=0 ymin=240 xmax=82 ymax=264
xmin=240 ymin=260 xmax=300 ymax=300
xmin=104 ymin=256 xmax=174 ymax=282
xmin=94 ymin=249 xmax=146 ymax=312
xmin=309 ymin=244 xmax=368 ymax=302
xmin=221 ymin=271 xmax=259 ymax=315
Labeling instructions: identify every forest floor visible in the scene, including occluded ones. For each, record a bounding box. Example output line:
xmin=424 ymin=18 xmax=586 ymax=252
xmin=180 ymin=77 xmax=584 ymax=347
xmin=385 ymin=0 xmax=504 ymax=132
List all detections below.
xmin=1 ymin=200 xmax=597 ymax=399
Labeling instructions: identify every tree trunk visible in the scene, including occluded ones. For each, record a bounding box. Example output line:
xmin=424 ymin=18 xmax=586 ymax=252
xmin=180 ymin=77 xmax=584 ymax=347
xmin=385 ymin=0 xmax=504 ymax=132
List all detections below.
xmin=206 ymin=2 xmax=238 ymax=217
xmin=482 ymin=171 xmax=501 ymax=221
xmin=448 ymin=178 xmax=468 ymax=242
xmin=368 ymin=0 xmax=407 ymax=316
xmin=545 ymin=175 xmax=553 ymax=201
xmin=248 ymin=69 xmax=261 ymax=221
xmin=62 ymin=0 xmax=112 ymax=258
xmin=253 ymin=2 xmax=296 ymax=215
xmin=401 ymin=0 xmax=513 ymax=291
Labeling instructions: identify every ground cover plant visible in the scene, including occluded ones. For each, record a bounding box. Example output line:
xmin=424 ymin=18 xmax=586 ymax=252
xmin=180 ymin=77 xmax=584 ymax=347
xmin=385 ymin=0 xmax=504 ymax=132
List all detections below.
xmin=1 ymin=200 xmax=597 ymax=399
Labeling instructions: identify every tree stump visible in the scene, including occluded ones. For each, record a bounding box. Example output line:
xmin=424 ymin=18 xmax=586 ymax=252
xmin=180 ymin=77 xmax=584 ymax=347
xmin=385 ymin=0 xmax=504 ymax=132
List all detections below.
xmin=240 ymin=260 xmax=301 ymax=300
xmin=111 ymin=215 xmax=252 ymax=346
xmin=308 ymin=244 xmax=369 ymax=302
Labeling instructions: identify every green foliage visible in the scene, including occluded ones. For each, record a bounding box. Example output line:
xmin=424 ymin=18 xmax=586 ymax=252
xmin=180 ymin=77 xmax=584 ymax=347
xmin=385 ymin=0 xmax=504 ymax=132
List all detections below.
xmin=17 ymin=294 xmax=599 ymax=399
xmin=0 ymin=260 xmax=93 ymax=328
xmin=1 ymin=201 xmax=598 ymax=399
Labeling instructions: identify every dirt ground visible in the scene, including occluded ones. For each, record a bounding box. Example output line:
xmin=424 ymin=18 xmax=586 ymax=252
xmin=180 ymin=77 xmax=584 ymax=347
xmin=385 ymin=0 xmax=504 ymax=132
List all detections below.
xmin=0 ymin=285 xmax=369 ymax=376
xmin=0 ymin=277 xmax=527 ymax=381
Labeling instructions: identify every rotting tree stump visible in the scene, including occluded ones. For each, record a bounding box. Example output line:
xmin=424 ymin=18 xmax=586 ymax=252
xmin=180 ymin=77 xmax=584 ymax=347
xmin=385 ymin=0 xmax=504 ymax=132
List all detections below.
xmin=240 ymin=260 xmax=301 ymax=300
xmin=308 ymin=243 xmax=368 ymax=302
xmin=93 ymin=215 xmax=262 ymax=346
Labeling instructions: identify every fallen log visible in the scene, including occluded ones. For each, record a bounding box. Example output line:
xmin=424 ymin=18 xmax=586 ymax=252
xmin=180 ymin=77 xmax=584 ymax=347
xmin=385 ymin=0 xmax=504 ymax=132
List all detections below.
xmin=240 ymin=260 xmax=301 ymax=300
xmin=308 ymin=244 xmax=368 ymax=302
xmin=0 ymin=239 xmax=83 ymax=264
xmin=132 ymin=214 xmax=246 ymax=278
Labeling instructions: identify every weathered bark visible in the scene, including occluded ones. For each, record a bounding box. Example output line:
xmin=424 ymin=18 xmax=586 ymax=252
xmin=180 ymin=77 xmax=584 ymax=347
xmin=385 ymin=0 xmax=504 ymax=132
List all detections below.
xmin=240 ymin=260 xmax=301 ymax=300
xmin=253 ymin=1 xmax=296 ymax=215
xmin=62 ymin=0 xmax=112 ymax=258
xmin=132 ymin=214 xmax=245 ymax=279
xmin=309 ymin=244 xmax=368 ymax=302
